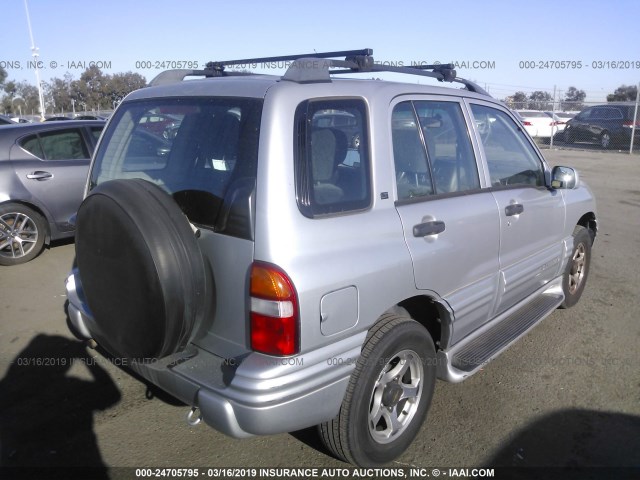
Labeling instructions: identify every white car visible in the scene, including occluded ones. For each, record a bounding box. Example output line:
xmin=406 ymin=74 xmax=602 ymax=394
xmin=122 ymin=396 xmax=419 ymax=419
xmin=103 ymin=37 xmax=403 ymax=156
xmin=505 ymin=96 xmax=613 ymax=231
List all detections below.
xmin=547 ymin=111 xmax=575 ymax=125
xmin=517 ymin=110 xmax=564 ymax=138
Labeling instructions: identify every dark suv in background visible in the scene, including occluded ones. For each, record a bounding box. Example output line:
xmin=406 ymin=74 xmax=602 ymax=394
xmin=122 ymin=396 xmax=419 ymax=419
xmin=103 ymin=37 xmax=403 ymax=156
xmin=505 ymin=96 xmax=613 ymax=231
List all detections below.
xmin=564 ymin=102 xmax=640 ymax=149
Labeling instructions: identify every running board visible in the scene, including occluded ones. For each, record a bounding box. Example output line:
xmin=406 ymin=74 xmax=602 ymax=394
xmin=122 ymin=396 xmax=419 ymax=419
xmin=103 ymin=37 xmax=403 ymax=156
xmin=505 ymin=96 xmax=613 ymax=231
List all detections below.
xmin=437 ymin=288 xmax=564 ymax=383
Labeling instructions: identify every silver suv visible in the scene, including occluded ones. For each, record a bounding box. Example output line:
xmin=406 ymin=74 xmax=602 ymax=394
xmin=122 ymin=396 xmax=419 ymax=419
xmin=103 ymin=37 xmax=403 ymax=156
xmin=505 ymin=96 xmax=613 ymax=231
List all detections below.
xmin=66 ymin=49 xmax=597 ymax=467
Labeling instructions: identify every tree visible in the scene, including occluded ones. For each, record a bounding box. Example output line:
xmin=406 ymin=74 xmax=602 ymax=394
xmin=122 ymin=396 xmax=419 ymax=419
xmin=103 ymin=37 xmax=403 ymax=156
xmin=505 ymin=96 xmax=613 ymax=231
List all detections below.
xmin=561 ymin=86 xmax=586 ymax=111
xmin=106 ymin=72 xmax=147 ymax=108
xmin=71 ymin=65 xmax=108 ymax=112
xmin=18 ymin=83 xmax=40 ymax=114
xmin=44 ymin=73 xmax=74 ymax=114
xmin=0 ymin=66 xmax=7 ymax=85
xmin=1 ymin=80 xmax=39 ymax=115
xmin=510 ymin=91 xmax=528 ymax=110
xmin=528 ymin=91 xmax=553 ymax=110
xmin=2 ymin=67 xmax=147 ymax=116
xmin=607 ymin=84 xmax=638 ymax=102
xmin=3 ymin=80 xmax=17 ymax=96
xmin=43 ymin=69 xmax=147 ymax=113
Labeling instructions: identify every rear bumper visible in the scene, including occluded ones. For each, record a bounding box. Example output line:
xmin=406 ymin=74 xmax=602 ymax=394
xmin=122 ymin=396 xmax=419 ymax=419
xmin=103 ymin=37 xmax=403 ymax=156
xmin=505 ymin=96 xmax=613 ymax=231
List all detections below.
xmin=66 ymin=270 xmax=363 ymax=438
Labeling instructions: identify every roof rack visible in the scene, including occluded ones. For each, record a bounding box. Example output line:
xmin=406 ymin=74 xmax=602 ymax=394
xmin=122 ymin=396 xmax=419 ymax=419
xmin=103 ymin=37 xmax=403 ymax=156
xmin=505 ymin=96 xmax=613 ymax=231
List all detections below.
xmin=148 ymin=48 xmax=490 ymax=96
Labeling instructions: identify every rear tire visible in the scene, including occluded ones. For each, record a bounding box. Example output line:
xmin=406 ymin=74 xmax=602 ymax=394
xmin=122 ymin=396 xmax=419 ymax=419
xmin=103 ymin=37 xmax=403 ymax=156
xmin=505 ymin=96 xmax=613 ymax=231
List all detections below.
xmin=319 ymin=314 xmax=436 ymax=466
xmin=600 ymin=131 xmax=611 ymax=149
xmin=0 ymin=203 xmax=47 ymax=266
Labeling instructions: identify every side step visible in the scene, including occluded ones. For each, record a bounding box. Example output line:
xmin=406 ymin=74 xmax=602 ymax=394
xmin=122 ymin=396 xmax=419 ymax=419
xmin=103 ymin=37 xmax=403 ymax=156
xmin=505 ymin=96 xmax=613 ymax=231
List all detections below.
xmin=437 ymin=289 xmax=564 ymax=382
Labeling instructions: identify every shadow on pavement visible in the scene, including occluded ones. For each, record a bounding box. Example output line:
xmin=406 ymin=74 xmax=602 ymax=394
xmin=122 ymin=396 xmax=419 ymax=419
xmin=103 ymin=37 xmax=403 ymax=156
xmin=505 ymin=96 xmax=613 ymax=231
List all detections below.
xmin=0 ymin=334 xmax=121 ymax=479
xmin=484 ymin=408 xmax=640 ymax=478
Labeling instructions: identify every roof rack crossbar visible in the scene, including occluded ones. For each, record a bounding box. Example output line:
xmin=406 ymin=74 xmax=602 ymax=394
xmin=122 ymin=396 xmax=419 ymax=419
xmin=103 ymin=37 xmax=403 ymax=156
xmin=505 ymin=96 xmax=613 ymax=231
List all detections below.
xmin=206 ymin=49 xmax=373 ymax=70
xmin=150 ymin=49 xmax=491 ymax=97
xmin=284 ymin=56 xmax=490 ymax=96
xmin=329 ymin=63 xmax=451 ymax=82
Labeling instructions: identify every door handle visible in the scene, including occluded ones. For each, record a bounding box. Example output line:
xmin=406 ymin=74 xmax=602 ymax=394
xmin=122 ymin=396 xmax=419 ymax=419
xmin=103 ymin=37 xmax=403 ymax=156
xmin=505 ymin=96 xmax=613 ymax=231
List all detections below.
xmin=413 ymin=220 xmax=445 ymax=237
xmin=26 ymin=171 xmax=53 ymax=181
xmin=505 ymin=203 xmax=524 ymax=216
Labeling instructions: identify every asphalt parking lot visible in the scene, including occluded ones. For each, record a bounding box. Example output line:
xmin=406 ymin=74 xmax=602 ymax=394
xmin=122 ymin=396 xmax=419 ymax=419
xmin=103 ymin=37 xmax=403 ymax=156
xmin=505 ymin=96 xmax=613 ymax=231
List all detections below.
xmin=1 ymin=148 xmax=639 ymax=477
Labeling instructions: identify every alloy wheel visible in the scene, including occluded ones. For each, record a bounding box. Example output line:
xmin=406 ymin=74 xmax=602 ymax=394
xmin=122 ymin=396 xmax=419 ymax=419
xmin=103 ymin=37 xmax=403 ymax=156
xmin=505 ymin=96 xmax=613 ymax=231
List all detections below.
xmin=368 ymin=349 xmax=424 ymax=444
xmin=0 ymin=212 xmax=39 ymax=260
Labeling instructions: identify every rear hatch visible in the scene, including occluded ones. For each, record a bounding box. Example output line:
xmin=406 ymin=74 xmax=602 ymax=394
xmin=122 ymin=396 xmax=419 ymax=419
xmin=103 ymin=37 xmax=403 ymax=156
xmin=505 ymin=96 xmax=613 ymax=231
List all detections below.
xmin=87 ymin=96 xmax=263 ymax=358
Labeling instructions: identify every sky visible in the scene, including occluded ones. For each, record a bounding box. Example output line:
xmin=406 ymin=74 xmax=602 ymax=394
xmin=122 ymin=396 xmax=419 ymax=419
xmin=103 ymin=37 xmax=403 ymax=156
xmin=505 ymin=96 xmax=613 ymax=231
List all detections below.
xmin=1 ymin=0 xmax=639 ymax=103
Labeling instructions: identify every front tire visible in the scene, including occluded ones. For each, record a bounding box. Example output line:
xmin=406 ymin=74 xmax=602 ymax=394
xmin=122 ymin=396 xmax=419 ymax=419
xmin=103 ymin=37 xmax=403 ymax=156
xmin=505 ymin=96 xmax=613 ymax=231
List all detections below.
xmin=560 ymin=225 xmax=592 ymax=308
xmin=319 ymin=314 xmax=436 ymax=466
xmin=0 ymin=203 xmax=47 ymax=266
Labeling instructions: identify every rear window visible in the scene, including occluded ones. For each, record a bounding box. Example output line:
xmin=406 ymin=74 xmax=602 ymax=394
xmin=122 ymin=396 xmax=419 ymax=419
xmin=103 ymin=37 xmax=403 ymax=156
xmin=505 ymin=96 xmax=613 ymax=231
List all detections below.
xmin=90 ymin=97 xmax=263 ymax=230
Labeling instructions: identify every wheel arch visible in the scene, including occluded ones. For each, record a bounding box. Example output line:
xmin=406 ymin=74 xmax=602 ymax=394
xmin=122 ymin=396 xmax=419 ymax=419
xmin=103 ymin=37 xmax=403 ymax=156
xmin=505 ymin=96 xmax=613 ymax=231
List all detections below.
xmin=383 ymin=294 xmax=452 ymax=351
xmin=0 ymin=200 xmax=52 ymax=244
xmin=577 ymin=211 xmax=597 ymax=243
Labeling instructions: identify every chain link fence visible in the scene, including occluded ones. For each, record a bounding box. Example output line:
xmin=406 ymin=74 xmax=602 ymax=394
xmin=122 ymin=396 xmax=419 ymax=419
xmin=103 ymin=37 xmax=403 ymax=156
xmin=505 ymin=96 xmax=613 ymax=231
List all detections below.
xmin=512 ymin=98 xmax=640 ymax=155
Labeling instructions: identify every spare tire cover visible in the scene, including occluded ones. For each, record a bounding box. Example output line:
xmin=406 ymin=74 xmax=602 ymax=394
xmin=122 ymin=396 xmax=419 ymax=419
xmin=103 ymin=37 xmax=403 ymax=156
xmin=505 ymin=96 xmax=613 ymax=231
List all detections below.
xmin=75 ymin=179 xmax=207 ymax=361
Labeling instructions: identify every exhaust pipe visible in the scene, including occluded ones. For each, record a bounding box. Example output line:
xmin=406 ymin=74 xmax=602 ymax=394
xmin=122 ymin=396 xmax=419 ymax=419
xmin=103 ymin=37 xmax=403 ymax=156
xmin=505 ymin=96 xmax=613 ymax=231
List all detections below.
xmin=187 ymin=406 xmax=202 ymax=426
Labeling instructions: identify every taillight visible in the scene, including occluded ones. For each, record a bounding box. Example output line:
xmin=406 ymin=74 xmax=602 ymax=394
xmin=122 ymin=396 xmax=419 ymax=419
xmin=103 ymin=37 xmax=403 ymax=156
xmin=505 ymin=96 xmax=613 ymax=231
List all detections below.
xmin=523 ymin=121 xmax=533 ymax=126
xmin=250 ymin=261 xmax=299 ymax=356
xmin=623 ymin=120 xmax=640 ymax=128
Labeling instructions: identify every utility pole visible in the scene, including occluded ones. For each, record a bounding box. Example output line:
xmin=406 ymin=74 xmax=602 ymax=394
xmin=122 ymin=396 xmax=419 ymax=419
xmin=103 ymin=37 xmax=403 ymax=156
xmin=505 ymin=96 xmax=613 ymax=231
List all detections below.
xmin=550 ymin=85 xmax=556 ymax=149
xmin=630 ymin=82 xmax=639 ymax=155
xmin=23 ymin=0 xmax=46 ymax=121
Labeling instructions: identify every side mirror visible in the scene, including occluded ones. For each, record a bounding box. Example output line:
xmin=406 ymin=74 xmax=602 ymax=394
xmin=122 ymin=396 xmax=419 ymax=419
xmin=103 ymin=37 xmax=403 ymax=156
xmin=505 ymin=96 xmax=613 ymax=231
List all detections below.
xmin=551 ymin=166 xmax=579 ymax=189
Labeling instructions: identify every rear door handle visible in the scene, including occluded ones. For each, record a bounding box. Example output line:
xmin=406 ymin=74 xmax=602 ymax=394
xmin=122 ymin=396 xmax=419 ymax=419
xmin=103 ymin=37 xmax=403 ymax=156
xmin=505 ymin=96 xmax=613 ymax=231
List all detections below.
xmin=26 ymin=171 xmax=53 ymax=181
xmin=413 ymin=220 xmax=446 ymax=237
xmin=505 ymin=203 xmax=524 ymax=216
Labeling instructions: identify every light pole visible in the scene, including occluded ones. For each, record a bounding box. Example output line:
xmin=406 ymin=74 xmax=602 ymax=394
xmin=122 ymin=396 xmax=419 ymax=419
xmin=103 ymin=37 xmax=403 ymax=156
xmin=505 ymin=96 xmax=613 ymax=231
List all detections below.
xmin=23 ymin=0 xmax=46 ymax=121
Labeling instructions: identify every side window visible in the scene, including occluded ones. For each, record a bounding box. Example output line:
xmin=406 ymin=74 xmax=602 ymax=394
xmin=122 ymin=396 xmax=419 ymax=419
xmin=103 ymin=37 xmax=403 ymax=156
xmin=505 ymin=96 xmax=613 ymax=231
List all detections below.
xmin=295 ymin=99 xmax=370 ymax=217
xmin=20 ymin=134 xmax=44 ymax=159
xmin=607 ymin=108 xmax=623 ymax=120
xmin=576 ymin=108 xmax=591 ymax=121
xmin=414 ymin=101 xmax=480 ymax=194
xmin=392 ymin=100 xmax=480 ymax=201
xmin=39 ymin=129 xmax=89 ymax=160
xmin=470 ymin=104 xmax=545 ymax=187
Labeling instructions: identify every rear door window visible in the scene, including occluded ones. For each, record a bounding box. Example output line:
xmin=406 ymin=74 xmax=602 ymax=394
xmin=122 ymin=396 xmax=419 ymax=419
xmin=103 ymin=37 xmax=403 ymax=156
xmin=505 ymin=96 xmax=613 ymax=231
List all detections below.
xmin=20 ymin=129 xmax=89 ymax=160
xmin=392 ymin=100 xmax=480 ymax=200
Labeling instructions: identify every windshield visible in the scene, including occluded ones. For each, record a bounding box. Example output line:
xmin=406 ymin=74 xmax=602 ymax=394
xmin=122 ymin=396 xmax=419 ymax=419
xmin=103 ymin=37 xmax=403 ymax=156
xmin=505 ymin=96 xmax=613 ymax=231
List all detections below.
xmin=90 ymin=97 xmax=263 ymax=229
